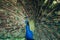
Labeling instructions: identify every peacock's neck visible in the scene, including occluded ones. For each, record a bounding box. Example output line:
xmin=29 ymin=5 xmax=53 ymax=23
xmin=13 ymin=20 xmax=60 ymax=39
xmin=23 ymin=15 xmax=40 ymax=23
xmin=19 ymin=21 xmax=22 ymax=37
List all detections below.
xmin=26 ymin=24 xmax=30 ymax=31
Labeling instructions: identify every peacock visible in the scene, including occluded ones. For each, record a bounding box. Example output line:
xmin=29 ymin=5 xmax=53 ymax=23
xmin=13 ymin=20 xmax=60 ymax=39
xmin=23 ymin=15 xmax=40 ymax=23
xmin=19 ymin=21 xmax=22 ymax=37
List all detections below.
xmin=0 ymin=0 xmax=60 ymax=40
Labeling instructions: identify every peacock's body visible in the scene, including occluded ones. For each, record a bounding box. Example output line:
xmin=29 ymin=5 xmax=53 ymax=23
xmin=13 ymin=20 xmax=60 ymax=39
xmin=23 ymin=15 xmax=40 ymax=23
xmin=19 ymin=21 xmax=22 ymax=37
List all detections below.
xmin=25 ymin=19 xmax=34 ymax=40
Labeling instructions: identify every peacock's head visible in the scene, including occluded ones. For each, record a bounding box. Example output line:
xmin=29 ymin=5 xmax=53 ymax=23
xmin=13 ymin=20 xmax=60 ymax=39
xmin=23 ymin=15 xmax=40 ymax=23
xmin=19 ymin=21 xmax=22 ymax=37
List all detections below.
xmin=25 ymin=18 xmax=29 ymax=25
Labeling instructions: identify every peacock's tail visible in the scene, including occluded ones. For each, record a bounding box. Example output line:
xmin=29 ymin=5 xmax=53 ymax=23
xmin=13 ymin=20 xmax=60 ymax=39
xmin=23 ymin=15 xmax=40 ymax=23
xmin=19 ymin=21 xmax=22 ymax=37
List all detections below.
xmin=0 ymin=0 xmax=60 ymax=40
xmin=0 ymin=0 xmax=26 ymax=39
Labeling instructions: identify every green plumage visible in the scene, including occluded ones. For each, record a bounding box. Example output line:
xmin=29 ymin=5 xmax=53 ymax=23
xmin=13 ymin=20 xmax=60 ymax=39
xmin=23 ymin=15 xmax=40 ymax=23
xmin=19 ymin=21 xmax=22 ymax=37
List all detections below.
xmin=0 ymin=0 xmax=60 ymax=40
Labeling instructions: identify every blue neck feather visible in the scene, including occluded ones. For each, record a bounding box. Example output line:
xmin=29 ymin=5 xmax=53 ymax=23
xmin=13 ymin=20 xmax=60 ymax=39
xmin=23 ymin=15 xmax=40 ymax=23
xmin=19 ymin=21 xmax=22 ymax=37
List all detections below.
xmin=25 ymin=20 xmax=34 ymax=40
